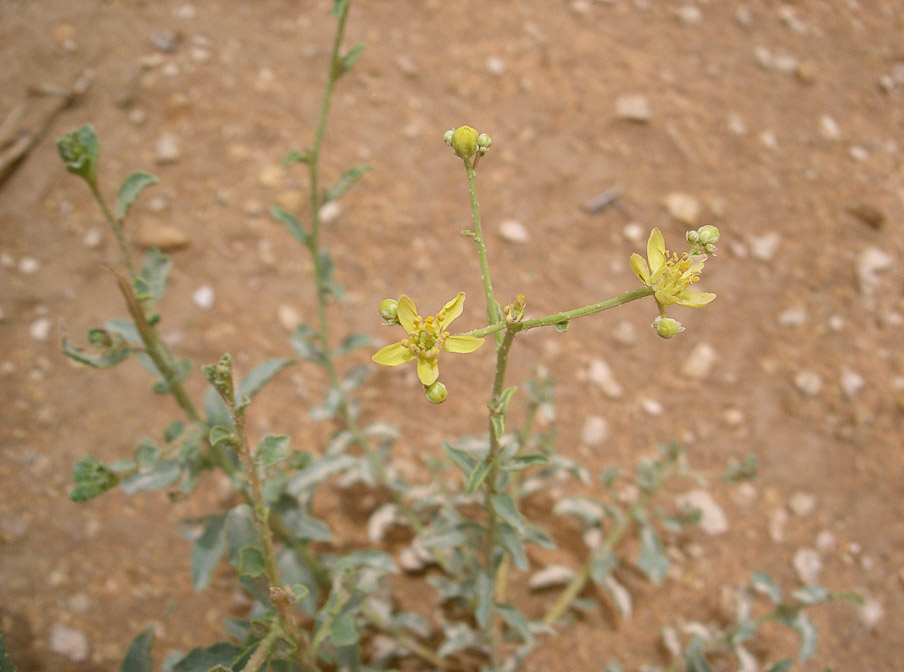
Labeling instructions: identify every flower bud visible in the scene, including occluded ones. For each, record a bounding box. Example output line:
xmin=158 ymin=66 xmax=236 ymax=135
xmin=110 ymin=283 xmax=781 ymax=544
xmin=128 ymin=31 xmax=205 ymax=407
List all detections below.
xmin=697 ymin=225 xmax=720 ymax=246
xmin=379 ymin=298 xmax=399 ymax=325
xmin=477 ymin=133 xmax=492 ymax=152
xmin=57 ymin=125 xmax=100 ymax=186
xmin=652 ymin=315 xmax=685 ymax=339
xmin=443 ymin=129 xmax=455 ymax=146
xmin=424 ymin=381 xmax=448 ymax=404
xmin=450 ymin=126 xmax=479 ymax=159
xmin=686 ymin=230 xmax=700 ymax=244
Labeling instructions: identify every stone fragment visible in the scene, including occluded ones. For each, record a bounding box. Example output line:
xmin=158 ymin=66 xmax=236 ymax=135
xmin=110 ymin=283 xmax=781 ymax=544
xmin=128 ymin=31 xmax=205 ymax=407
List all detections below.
xmin=150 ymin=29 xmax=179 ymax=53
xmin=319 ymin=201 xmax=341 ymax=223
xmin=192 ymin=285 xmax=215 ymax=310
xmin=819 ymin=115 xmax=840 ymax=140
xmin=29 ymin=318 xmax=51 ymax=341
xmin=749 ymin=232 xmax=781 ymax=261
xmin=640 ymin=398 xmax=663 ymax=416
xmin=792 ymin=548 xmax=822 ymax=584
xmin=83 ymin=228 xmax=103 ymax=248
xmin=615 ymin=94 xmax=652 ymax=122
xmin=856 ymin=246 xmax=894 ymax=296
xmin=499 ymin=219 xmax=529 ymax=243
xmin=612 ymin=320 xmax=637 ymax=346
xmin=581 ymin=415 xmax=609 ymax=446
xmin=681 ymin=342 xmax=717 ymax=380
xmin=622 ymin=222 xmax=644 ymax=242
xmin=278 ymin=305 xmax=301 ymax=332
xmin=676 ymin=6 xmax=702 ymax=24
xmin=816 ymin=530 xmax=836 ymax=552
xmin=777 ymin=307 xmax=807 ymax=327
xmin=257 ymin=165 xmax=283 ymax=188
xmin=794 ymin=370 xmax=822 ymax=396
xmin=769 ymin=508 xmax=788 ymax=543
xmin=485 ymin=56 xmax=506 ymax=76
xmin=664 ymin=192 xmax=700 ymax=225
xmin=677 ymin=490 xmax=728 ymax=535
xmin=846 ymin=202 xmax=885 ymax=229
xmin=18 ymin=257 xmax=40 ymax=275
xmin=154 ymin=133 xmax=181 ymax=164
xmin=49 ymin=623 xmax=89 ymax=661
xmin=788 ymin=491 xmax=816 ymax=516
xmin=859 ymin=598 xmax=884 ymax=630
xmin=137 ymin=221 xmax=190 ymax=250
xmin=586 ymin=358 xmax=623 ymax=398
xmin=840 ymin=369 xmax=865 ymax=399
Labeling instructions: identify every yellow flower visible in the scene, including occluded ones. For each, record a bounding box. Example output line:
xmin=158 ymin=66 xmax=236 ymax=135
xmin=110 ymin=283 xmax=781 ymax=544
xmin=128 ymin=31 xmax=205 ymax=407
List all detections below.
xmin=372 ymin=292 xmax=484 ymax=386
xmin=630 ymin=228 xmax=716 ymax=311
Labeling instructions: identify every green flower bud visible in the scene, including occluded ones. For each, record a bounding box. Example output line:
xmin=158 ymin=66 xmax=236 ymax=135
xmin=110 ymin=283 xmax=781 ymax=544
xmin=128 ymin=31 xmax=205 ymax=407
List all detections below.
xmin=653 ymin=315 xmax=685 ymax=339
xmin=686 ymin=230 xmax=700 ymax=244
xmin=379 ymin=298 xmax=399 ymax=325
xmin=697 ymin=225 xmax=720 ymax=246
xmin=443 ymin=129 xmax=455 ymax=146
xmin=424 ymin=380 xmax=448 ymax=404
xmin=477 ymin=133 xmax=492 ymax=151
xmin=57 ymin=124 xmax=100 ymax=187
xmin=450 ymin=125 xmax=479 ymax=159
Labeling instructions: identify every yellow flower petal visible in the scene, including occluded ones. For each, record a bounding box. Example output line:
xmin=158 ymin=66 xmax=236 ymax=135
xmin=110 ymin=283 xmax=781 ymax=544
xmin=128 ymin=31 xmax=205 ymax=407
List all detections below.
xmin=675 ymin=290 xmax=716 ymax=308
xmin=630 ymin=253 xmax=651 ymax=285
xmin=647 ymin=228 xmax=667 ymax=272
xmin=439 ymin=291 xmax=466 ymax=327
xmin=373 ymin=342 xmax=416 ymax=366
xmin=397 ymin=295 xmax=419 ymax=333
xmin=442 ymin=335 xmax=484 ymax=354
xmin=417 ymin=356 xmax=439 ymax=385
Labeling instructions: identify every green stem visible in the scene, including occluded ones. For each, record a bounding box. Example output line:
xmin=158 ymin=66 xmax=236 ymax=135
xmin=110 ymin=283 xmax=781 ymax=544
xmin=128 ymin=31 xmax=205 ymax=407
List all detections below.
xmin=463 ymin=158 xmax=502 ymax=343
xmin=89 ymin=182 xmax=137 ymax=279
xmin=242 ymin=622 xmax=283 ymax=672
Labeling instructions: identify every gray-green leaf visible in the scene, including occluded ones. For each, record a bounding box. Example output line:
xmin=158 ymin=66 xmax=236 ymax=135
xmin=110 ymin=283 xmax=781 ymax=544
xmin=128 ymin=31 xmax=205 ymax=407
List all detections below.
xmin=120 ymin=625 xmax=154 ymax=672
xmin=116 ymin=172 xmax=159 ymax=221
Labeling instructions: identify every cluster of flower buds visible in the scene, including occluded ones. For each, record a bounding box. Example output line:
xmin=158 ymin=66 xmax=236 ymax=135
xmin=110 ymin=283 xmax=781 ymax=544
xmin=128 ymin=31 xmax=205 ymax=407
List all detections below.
xmin=686 ymin=225 xmax=720 ymax=256
xmin=444 ymin=126 xmax=492 ymax=166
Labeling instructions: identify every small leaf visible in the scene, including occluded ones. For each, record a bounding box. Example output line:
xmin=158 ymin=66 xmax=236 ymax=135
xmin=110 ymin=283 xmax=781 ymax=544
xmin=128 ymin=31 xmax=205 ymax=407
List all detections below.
xmin=272 ymin=496 xmax=333 ymax=542
xmin=554 ymin=320 xmax=569 ymax=333
xmin=172 ymin=642 xmax=242 ymax=672
xmin=329 ymin=613 xmax=359 ymax=647
xmin=466 ymin=459 xmax=492 ymax=495
xmin=62 ymin=338 xmax=135 ymax=369
xmin=191 ymin=514 xmax=227 ymax=590
xmin=685 ymin=638 xmax=714 ymax=672
xmin=589 ymin=546 xmax=618 ymax=586
xmin=781 ymin=613 xmax=817 ymax=662
xmin=332 ymin=0 xmax=350 ymax=19
xmin=120 ymin=459 xmax=181 ymax=494
xmin=637 ymin=524 xmax=669 ymax=585
xmin=498 ymin=522 xmax=528 ymax=570
xmin=286 ymin=454 xmax=356 ymax=496
xmin=491 ymin=493 xmax=525 ymax=533
xmin=474 ymin=570 xmax=493 ymax=628
xmin=603 ymin=661 xmax=626 ymax=672
xmin=335 ymin=332 xmax=372 ymax=356
xmin=57 ymin=124 xmax=99 ymax=184
xmin=338 ymin=45 xmax=366 ymax=77
xmin=443 ymin=442 xmax=477 ymax=475
xmin=325 ymin=163 xmax=371 ymax=203
xmin=120 ymin=625 xmax=154 ymax=672
xmin=765 ymin=660 xmax=794 ymax=672
xmin=133 ymin=249 xmax=172 ymax=304
xmin=116 ymin=172 xmax=159 ymax=221
xmin=255 ymin=434 xmax=290 ymax=471
xmin=290 ymin=324 xmax=325 ymax=365
xmin=791 ymin=584 xmax=831 ymax=605
xmin=496 ymin=604 xmax=533 ymax=645
xmin=601 ymin=574 xmax=632 ymax=619
xmin=70 ymin=456 xmax=118 ymax=502
xmin=209 ymin=426 xmax=236 ymax=448
xmin=237 ymin=358 xmax=294 ymax=401
xmin=270 ymin=205 xmax=308 ymax=246
xmin=237 ymin=546 xmax=267 ymax=578
xmin=751 ymin=571 xmax=782 ymax=604
xmin=282 ymin=149 xmax=313 ymax=166
xmin=501 ymin=454 xmax=549 ymax=471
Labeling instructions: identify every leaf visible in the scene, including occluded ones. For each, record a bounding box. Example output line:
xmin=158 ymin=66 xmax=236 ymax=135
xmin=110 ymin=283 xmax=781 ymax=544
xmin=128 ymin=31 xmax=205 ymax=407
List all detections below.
xmin=286 ymin=454 xmax=356 ymax=496
xmin=589 ymin=546 xmax=618 ymax=586
xmin=61 ymin=337 xmax=135 ymax=369
xmin=70 ymin=456 xmax=118 ymax=502
xmin=191 ymin=514 xmax=227 ymax=590
xmin=637 ymin=524 xmax=669 ymax=585
xmin=120 ymin=625 xmax=154 ymax=672
xmin=338 ymin=45 xmax=366 ymax=77
xmin=791 ymin=584 xmax=831 ymax=605
xmin=491 ymin=493 xmax=525 ymax=533
xmin=684 ymin=637 xmax=714 ymax=672
xmin=282 ymin=148 xmax=313 ymax=166
xmin=474 ymin=570 xmax=493 ymax=628
xmin=237 ymin=358 xmax=294 ymax=401
xmin=57 ymin=124 xmax=99 ymax=184
xmin=116 ymin=172 xmax=159 ymax=221
xmin=751 ymin=570 xmax=782 ymax=604
xmin=330 ymin=613 xmax=359 ymax=647
xmin=290 ymin=324 xmax=325 ymax=365
xmin=766 ymin=660 xmax=794 ymax=672
xmin=552 ymin=496 xmax=606 ymax=527
xmin=332 ymin=0 xmax=350 ymax=19
xmin=466 ymin=458 xmax=492 ymax=495
xmin=272 ymin=496 xmax=333 ymax=542
xmin=208 ymin=426 xmax=236 ymax=448
xmin=603 ymin=661 xmax=625 ymax=672
xmin=501 ymin=454 xmax=549 ymax=471
xmin=601 ymin=574 xmax=632 ymax=619
xmin=779 ymin=613 xmax=817 ymax=662
xmin=172 ymin=642 xmax=242 ymax=672
xmin=496 ymin=604 xmax=533 ymax=646
xmin=335 ymin=332 xmax=372 ymax=356
xmin=120 ymin=459 xmax=181 ymax=494
xmin=498 ymin=522 xmax=528 ymax=570
xmin=442 ymin=442 xmax=477 ymax=475
xmin=237 ymin=546 xmax=266 ymax=578
xmin=255 ymin=434 xmax=290 ymax=471
xmin=341 ymin=365 xmax=371 ymax=392
xmin=270 ymin=205 xmax=309 ymax=247
xmin=325 ymin=163 xmax=371 ymax=203
xmin=133 ymin=249 xmax=172 ymax=304
xmin=554 ymin=320 xmax=569 ymax=333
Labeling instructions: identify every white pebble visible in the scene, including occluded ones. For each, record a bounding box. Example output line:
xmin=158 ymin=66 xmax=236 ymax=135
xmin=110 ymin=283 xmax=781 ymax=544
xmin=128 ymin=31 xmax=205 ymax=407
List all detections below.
xmin=777 ymin=307 xmax=807 ymax=327
xmin=278 ymin=305 xmax=301 ymax=332
xmin=49 ymin=623 xmax=89 ymax=661
xmin=856 ymin=246 xmax=894 ymax=296
xmin=819 ymin=115 xmax=841 ymax=140
xmin=676 ymin=490 xmax=728 ymax=535
xmin=154 ymin=132 xmax=181 ymax=164
xmin=82 ymin=228 xmax=103 ymax=248
xmin=664 ymin=192 xmax=700 ymax=225
xmin=723 ymin=408 xmax=745 ymax=426
xmin=859 ymin=598 xmax=884 ymax=630
xmin=849 ymin=145 xmax=869 ymax=161
xmin=18 ymin=257 xmax=40 ymax=275
xmin=499 ymin=219 xmax=529 ymax=243
xmin=622 ymin=222 xmax=645 ymax=242
xmin=676 ymin=5 xmax=702 ymax=24
xmin=794 ymin=370 xmax=822 ymax=396
xmin=319 ymin=201 xmax=341 ymax=223
xmin=681 ymin=342 xmax=718 ymax=380
xmin=749 ymin=232 xmax=781 ymax=261
xmin=485 ymin=56 xmax=506 ymax=76
xmin=581 ymin=415 xmax=609 ymax=446
xmin=792 ymin=548 xmax=822 ymax=584
xmin=640 ymin=397 xmax=663 ymax=416
xmin=192 ymin=285 xmax=215 ymax=310
xmin=612 ymin=320 xmax=637 ymax=346
xmin=727 ymin=112 xmax=748 ymax=135
xmin=586 ymin=358 xmax=623 ymax=398
xmin=788 ymin=491 xmax=816 ymax=516
xmin=759 ymin=130 xmax=778 ymax=149
xmin=731 ymin=482 xmax=758 ymax=508
xmin=840 ymin=369 xmax=865 ymax=399
xmin=769 ymin=508 xmax=788 ymax=543
xmin=29 ymin=318 xmax=52 ymax=341
xmin=529 ymin=564 xmax=576 ymax=590
xmin=815 ymin=530 xmax=836 ymax=552
xmin=615 ymin=94 xmax=652 ymax=122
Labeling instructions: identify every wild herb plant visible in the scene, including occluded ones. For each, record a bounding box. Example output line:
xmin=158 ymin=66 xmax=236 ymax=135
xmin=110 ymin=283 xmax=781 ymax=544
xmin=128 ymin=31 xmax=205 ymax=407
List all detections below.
xmin=54 ymin=2 xmax=857 ymax=671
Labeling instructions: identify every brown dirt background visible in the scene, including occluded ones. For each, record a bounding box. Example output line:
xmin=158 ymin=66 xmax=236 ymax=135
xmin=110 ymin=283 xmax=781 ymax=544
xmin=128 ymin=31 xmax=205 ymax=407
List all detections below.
xmin=1 ymin=1 xmax=903 ymax=671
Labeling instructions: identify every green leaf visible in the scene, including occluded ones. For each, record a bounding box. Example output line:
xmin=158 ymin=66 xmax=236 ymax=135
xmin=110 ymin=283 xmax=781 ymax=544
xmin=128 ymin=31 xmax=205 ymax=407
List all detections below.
xmin=498 ymin=522 xmax=528 ymax=570
xmin=724 ymin=455 xmax=759 ymax=482
xmin=779 ymin=613 xmax=817 ymax=662
xmin=637 ymin=524 xmax=669 ymax=585
xmin=766 ymin=661 xmax=793 ymax=672
xmin=496 ymin=604 xmax=533 ymax=646
xmin=191 ymin=514 xmax=227 ymax=590
xmin=491 ymin=493 xmax=525 ymax=533
xmin=474 ymin=570 xmax=494 ymax=628
xmin=324 ymin=163 xmax=371 ymax=203
xmin=120 ymin=625 xmax=154 ymax=672
xmin=751 ymin=571 xmax=782 ymax=604
xmin=120 ymin=459 xmax=181 ymax=494
xmin=286 ymin=454 xmax=356 ymax=496
xmin=172 ymin=642 xmax=242 ymax=672
xmin=553 ymin=320 xmax=569 ymax=333
xmin=791 ymin=584 xmax=831 ymax=605
xmin=442 ymin=442 xmax=477 ymax=475
xmin=116 ymin=172 xmax=159 ymax=221
xmin=237 ymin=358 xmax=294 ymax=401
xmin=255 ymin=434 xmax=290 ymax=471
xmin=332 ymin=0 xmax=350 ymax=19
xmin=282 ymin=149 xmax=313 ymax=166
xmin=272 ymin=496 xmax=333 ymax=542
xmin=589 ymin=546 xmax=618 ymax=586
xmin=62 ymin=337 xmax=135 ymax=369
xmin=603 ymin=661 xmax=625 ymax=672
xmin=134 ymin=438 xmax=159 ymax=470
xmin=466 ymin=458 xmax=492 ymax=494
xmin=685 ymin=637 xmax=713 ymax=672
xmin=270 ymin=205 xmax=308 ymax=247
xmin=501 ymin=454 xmax=549 ymax=471
xmin=335 ymin=332 xmax=372 ymax=356
xmin=209 ymin=425 xmax=236 ymax=448
xmin=134 ymin=249 xmax=172 ymax=304
xmin=290 ymin=324 xmax=325 ymax=365
xmin=329 ymin=613 xmax=359 ymax=647
xmin=237 ymin=546 xmax=266 ymax=578
xmin=70 ymin=456 xmax=118 ymax=502
xmin=57 ymin=124 xmax=99 ymax=185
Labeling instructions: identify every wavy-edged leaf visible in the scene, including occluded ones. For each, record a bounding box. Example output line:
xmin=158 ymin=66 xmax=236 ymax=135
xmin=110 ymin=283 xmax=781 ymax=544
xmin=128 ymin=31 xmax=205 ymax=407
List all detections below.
xmin=255 ymin=434 xmax=289 ymax=471
xmin=637 ymin=523 xmax=669 ymax=585
xmin=117 ymin=171 xmax=159 ymax=221
xmin=69 ymin=456 xmax=118 ymax=502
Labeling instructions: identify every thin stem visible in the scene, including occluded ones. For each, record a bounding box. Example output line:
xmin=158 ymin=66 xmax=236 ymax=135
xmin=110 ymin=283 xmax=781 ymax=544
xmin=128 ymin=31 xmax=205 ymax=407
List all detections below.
xmin=463 ymin=158 xmax=502 ymax=343
xmin=89 ymin=183 xmax=137 ymax=279
xmin=361 ymin=603 xmax=450 ymax=670
xmin=242 ymin=622 xmax=283 ymax=672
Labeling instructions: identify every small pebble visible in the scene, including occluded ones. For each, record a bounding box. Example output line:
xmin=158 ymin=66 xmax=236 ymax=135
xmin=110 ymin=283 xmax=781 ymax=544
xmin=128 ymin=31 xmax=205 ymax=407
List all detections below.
xmin=769 ymin=508 xmax=788 ymax=543
xmin=586 ymin=358 xmax=623 ymax=399
xmin=29 ymin=318 xmax=52 ymax=341
xmin=681 ymin=342 xmax=717 ymax=380
xmin=859 ymin=598 xmax=883 ymax=630
xmin=664 ymin=192 xmax=700 ymax=225
xmin=611 ymin=320 xmax=637 ymax=346
xmin=615 ymin=94 xmax=652 ymax=122
xmin=529 ymin=564 xmax=576 ymax=590
xmin=794 ymin=370 xmax=822 ymax=396
xmin=154 ymin=133 xmax=181 ymax=164
xmin=777 ymin=307 xmax=807 ymax=327
xmin=173 ymin=3 xmax=196 ymax=19
xmin=727 ymin=112 xmax=748 ymax=135
xmin=278 ymin=305 xmax=301 ymax=332
xmin=731 ymin=482 xmax=758 ymax=508
xmin=137 ymin=222 xmax=190 ymax=250
xmin=499 ymin=219 xmax=529 ymax=243
xmin=128 ymin=108 xmax=147 ymax=126
xmin=192 ymin=285 xmax=215 ymax=310
xmin=749 ymin=232 xmax=781 ymax=261
xmin=640 ymin=398 xmax=663 ymax=416
xmin=788 ymin=491 xmax=816 ymax=516
xmin=846 ymin=202 xmax=885 ymax=230
xmin=840 ymin=369 xmax=865 ymax=399
xmin=676 ymin=5 xmax=702 ymax=24
xmin=581 ymin=415 xmax=609 ymax=446
xmin=815 ymin=530 xmax=836 ymax=552
xmin=676 ymin=490 xmax=728 ymax=535
xmin=18 ymin=257 xmax=40 ymax=275
xmin=319 ymin=201 xmax=341 ymax=223
xmin=622 ymin=222 xmax=645 ymax=242
xmin=819 ymin=115 xmax=841 ymax=140
xmin=849 ymin=145 xmax=869 ymax=161
xmin=49 ymin=623 xmax=89 ymax=662
xmin=82 ymin=228 xmax=103 ymax=248
xmin=150 ymin=29 xmax=179 ymax=53
xmin=792 ymin=548 xmax=822 ymax=584
xmin=257 ymin=165 xmax=283 ymax=188
xmin=723 ymin=408 xmax=745 ymax=426
xmin=759 ymin=130 xmax=778 ymax=149
xmin=855 ymin=246 xmax=893 ymax=296
xmin=485 ymin=56 xmax=506 ymax=76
